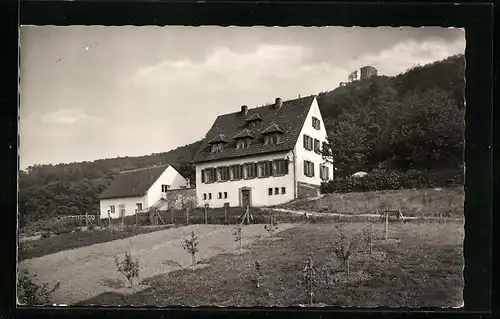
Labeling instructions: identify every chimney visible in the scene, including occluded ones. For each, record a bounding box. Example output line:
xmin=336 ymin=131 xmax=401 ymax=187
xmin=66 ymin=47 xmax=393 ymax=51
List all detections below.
xmin=241 ymin=105 xmax=248 ymax=115
xmin=275 ymin=97 xmax=283 ymax=109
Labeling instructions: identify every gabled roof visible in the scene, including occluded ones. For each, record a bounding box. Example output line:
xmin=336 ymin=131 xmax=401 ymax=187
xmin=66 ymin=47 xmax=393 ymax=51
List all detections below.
xmin=245 ymin=113 xmax=263 ymax=122
xmin=98 ymin=165 xmax=170 ymax=199
xmin=233 ymin=129 xmax=255 ymax=140
xmin=207 ymin=134 xmax=229 ymax=144
xmin=261 ymin=122 xmax=284 ymax=135
xmin=193 ymin=95 xmax=316 ymax=163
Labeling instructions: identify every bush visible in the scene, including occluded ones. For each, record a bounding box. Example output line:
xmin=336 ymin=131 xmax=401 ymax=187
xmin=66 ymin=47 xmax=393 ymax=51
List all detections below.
xmin=17 ymin=269 xmax=60 ymax=305
xmin=321 ymin=169 xmax=463 ymax=194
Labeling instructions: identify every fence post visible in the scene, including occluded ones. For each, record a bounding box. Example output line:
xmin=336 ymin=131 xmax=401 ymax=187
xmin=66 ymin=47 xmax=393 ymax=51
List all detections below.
xmin=224 ymin=203 xmax=228 ymax=225
xmin=135 ymin=209 xmax=138 ymax=228
xmin=384 ymin=211 xmax=388 ymax=241
xmin=107 ymin=210 xmax=111 ymax=227
xmin=204 ymin=204 xmax=208 ymax=225
xmin=246 ymin=205 xmax=250 ymax=225
xmin=186 ymin=206 xmax=189 ymax=225
xmin=85 ymin=211 xmax=88 ymax=228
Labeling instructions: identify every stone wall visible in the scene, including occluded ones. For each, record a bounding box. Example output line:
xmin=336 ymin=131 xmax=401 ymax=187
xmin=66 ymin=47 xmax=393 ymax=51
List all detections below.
xmin=297 ymin=182 xmax=320 ymax=199
xmin=165 ymin=188 xmax=197 ymax=211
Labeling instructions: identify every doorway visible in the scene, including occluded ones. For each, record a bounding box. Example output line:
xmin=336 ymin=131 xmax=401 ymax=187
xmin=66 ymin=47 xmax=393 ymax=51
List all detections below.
xmin=240 ymin=188 xmax=251 ymax=208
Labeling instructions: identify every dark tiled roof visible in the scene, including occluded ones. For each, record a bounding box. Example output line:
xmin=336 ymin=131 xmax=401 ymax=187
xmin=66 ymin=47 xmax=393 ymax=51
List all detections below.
xmin=261 ymin=123 xmax=284 ymax=135
xmin=207 ymin=134 xmax=229 ymax=144
xmin=98 ymin=165 xmax=170 ymax=199
xmin=245 ymin=113 xmax=263 ymax=122
xmin=193 ymin=95 xmax=316 ymax=163
xmin=233 ymin=129 xmax=255 ymax=140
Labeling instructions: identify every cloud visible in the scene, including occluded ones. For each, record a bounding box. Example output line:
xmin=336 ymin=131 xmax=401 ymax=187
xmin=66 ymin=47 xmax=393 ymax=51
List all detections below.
xmin=36 ymin=108 xmax=104 ymax=125
xmin=131 ymin=44 xmax=348 ymax=96
xmin=354 ymin=36 xmax=465 ymax=76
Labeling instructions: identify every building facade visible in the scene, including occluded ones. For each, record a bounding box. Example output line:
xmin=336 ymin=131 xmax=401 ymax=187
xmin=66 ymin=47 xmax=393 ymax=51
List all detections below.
xmin=193 ymin=95 xmax=334 ymax=208
xmin=98 ymin=165 xmax=189 ymax=219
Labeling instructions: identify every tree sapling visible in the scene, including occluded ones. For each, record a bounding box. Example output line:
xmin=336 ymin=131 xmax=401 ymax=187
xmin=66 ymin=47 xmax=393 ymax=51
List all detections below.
xmin=114 ymin=251 xmax=140 ymax=288
xmin=233 ymin=225 xmax=243 ymax=253
xmin=264 ymin=214 xmax=278 ymax=238
xmin=182 ymin=231 xmax=199 ymax=266
xmin=302 ymin=253 xmax=316 ymax=306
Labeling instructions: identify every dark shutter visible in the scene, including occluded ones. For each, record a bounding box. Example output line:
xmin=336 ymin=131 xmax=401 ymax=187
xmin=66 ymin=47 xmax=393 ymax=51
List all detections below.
xmin=201 ymin=169 xmax=206 ymax=183
xmin=318 ymin=120 xmax=321 ymax=130
xmin=285 ymin=160 xmax=289 ymax=174
xmin=303 ymin=135 xmax=307 ymax=149
xmin=240 ymin=165 xmax=244 ymax=179
xmin=312 ymin=163 xmax=315 ymax=177
xmin=304 ymin=161 xmax=307 ymax=176
xmin=268 ymin=161 xmax=273 ymax=176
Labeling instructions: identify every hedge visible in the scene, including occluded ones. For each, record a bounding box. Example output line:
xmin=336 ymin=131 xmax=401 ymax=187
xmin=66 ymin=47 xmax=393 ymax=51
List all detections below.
xmin=321 ymin=169 xmax=464 ymax=194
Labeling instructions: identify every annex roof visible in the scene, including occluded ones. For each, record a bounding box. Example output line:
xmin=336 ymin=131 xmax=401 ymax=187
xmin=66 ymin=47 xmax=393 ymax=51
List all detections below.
xmin=98 ymin=165 xmax=170 ymax=200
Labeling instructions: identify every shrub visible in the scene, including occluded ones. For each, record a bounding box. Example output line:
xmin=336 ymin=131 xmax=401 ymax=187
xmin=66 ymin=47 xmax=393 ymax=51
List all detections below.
xmin=321 ymin=169 xmax=463 ymax=194
xmin=114 ymin=251 xmax=140 ymax=288
xmin=17 ymin=269 xmax=60 ymax=305
xmin=233 ymin=225 xmax=243 ymax=253
xmin=264 ymin=214 xmax=278 ymax=238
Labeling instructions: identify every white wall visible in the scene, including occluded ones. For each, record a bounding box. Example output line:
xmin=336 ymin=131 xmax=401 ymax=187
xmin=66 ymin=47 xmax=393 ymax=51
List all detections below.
xmin=146 ymin=166 xmax=188 ymax=208
xmin=195 ymin=151 xmax=295 ymax=208
xmin=99 ymin=196 xmax=145 ymax=219
xmin=294 ymin=97 xmax=334 ymax=186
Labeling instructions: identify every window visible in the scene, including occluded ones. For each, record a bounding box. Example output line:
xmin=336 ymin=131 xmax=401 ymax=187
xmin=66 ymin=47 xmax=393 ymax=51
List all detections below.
xmin=203 ymin=193 xmax=207 ymax=200
xmin=314 ymin=139 xmax=321 ymax=154
xmin=320 ymin=165 xmax=330 ymax=180
xmin=119 ymin=204 xmax=126 ymax=217
xmin=236 ymin=138 xmax=251 ymax=149
xmin=224 ymin=192 xmax=228 ymax=199
xmin=109 ymin=205 xmax=115 ymax=215
xmin=202 ymin=168 xmax=216 ymax=184
xmin=274 ymin=187 xmax=279 ymax=195
xmin=268 ymin=188 xmax=273 ymax=195
xmin=161 ymin=184 xmax=170 ymax=192
xmin=304 ymin=160 xmax=315 ymax=177
xmin=303 ymin=135 xmax=313 ymax=151
xmin=211 ymin=143 xmax=224 ymax=153
xmin=218 ymin=166 xmax=230 ymax=182
xmin=245 ymin=163 xmax=257 ymax=179
xmin=208 ymin=193 xmax=212 ymax=200
xmin=258 ymin=161 xmax=272 ymax=178
xmin=264 ymin=134 xmax=281 ymax=145
xmin=312 ymin=117 xmax=321 ymax=130
xmin=136 ymin=203 xmax=143 ymax=211
xmin=273 ymin=159 xmax=289 ymax=176
xmin=218 ymin=192 xmax=222 ymax=199
xmin=281 ymin=187 xmax=286 ymax=194
xmin=230 ymin=165 xmax=243 ymax=180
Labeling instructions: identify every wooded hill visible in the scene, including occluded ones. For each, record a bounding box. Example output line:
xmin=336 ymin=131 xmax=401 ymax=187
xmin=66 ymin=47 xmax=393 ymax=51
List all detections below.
xmin=19 ymin=54 xmax=465 ymax=226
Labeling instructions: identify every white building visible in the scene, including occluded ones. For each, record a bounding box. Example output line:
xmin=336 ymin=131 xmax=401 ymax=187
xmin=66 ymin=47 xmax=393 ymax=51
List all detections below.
xmin=192 ymin=95 xmax=334 ymax=208
xmin=98 ymin=165 xmax=188 ymax=219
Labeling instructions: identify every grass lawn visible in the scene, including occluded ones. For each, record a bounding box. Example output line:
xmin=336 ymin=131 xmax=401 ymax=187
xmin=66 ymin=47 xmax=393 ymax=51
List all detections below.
xmin=18 ymin=225 xmax=172 ymax=261
xmin=279 ymin=187 xmax=464 ymax=218
xmin=81 ymin=220 xmax=464 ymax=307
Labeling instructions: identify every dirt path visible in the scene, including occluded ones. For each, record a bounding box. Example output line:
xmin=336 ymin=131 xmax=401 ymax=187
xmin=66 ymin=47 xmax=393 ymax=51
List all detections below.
xmin=19 ymin=223 xmax=297 ymax=305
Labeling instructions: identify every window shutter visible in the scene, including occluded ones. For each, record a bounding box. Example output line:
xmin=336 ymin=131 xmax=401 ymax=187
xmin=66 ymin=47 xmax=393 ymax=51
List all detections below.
xmin=312 ymin=163 xmax=315 ymax=177
xmin=201 ymin=169 xmax=206 ymax=183
xmin=285 ymin=160 xmax=289 ymax=174
xmin=303 ymin=135 xmax=307 ymax=149
xmin=318 ymin=120 xmax=321 ymax=130
xmin=304 ymin=161 xmax=307 ymax=176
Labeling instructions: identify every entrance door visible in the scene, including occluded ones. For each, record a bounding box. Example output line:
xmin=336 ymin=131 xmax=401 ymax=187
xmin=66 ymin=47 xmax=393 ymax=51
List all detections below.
xmin=241 ymin=189 xmax=251 ymax=208
xmin=119 ymin=204 xmax=125 ymax=218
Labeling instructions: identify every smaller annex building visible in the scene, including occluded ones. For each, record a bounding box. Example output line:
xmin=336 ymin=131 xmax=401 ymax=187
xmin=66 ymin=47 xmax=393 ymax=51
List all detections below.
xmin=98 ymin=165 xmax=188 ymax=219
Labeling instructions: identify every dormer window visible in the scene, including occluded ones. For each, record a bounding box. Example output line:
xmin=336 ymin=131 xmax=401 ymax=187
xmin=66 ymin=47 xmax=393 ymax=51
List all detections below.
xmin=245 ymin=112 xmax=263 ymax=129
xmin=233 ymin=129 xmax=255 ymax=150
xmin=207 ymin=133 xmax=228 ymax=153
xmin=211 ymin=143 xmax=224 ymax=153
xmin=264 ymin=133 xmax=281 ymax=145
xmin=261 ymin=122 xmax=284 ymax=145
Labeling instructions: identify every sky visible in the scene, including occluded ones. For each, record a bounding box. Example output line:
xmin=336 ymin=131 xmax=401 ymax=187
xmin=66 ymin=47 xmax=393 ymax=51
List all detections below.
xmin=19 ymin=26 xmax=465 ymax=170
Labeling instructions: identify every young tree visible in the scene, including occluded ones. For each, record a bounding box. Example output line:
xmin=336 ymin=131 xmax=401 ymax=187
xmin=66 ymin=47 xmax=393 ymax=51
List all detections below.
xmin=302 ymin=253 xmax=316 ymax=306
xmin=233 ymin=225 xmax=243 ymax=253
xmin=182 ymin=231 xmax=199 ymax=266
xmin=333 ymin=223 xmax=360 ymax=277
xmin=114 ymin=251 xmax=140 ymax=288
xmin=264 ymin=214 xmax=278 ymax=238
